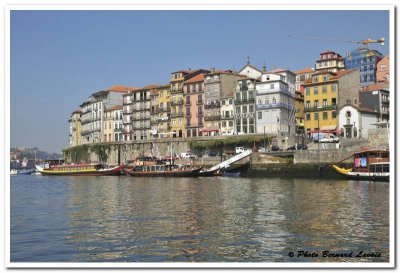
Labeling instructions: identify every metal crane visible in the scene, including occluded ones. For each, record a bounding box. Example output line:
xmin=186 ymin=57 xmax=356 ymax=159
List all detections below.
xmin=288 ymin=35 xmax=385 ymax=48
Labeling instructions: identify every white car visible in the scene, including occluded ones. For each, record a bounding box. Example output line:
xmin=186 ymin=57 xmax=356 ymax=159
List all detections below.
xmin=180 ymin=152 xmax=195 ymax=159
xmin=235 ymin=147 xmax=245 ymax=154
xmin=319 ymin=135 xmax=340 ymax=143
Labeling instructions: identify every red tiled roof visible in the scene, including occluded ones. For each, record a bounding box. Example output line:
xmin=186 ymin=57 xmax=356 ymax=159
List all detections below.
xmin=184 ymin=74 xmax=205 ymax=84
xmin=360 ymin=83 xmax=389 ymax=92
xmin=295 ymin=67 xmax=314 ymax=74
xmin=107 ymin=85 xmax=140 ymax=92
xmin=105 ymin=105 xmax=123 ymax=112
xmin=72 ymin=109 xmax=81 ymax=114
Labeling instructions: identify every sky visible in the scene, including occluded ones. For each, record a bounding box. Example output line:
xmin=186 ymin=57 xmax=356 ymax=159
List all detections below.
xmin=10 ymin=10 xmax=390 ymax=153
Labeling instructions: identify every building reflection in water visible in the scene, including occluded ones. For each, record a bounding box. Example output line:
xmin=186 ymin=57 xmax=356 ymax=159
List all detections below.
xmin=65 ymin=176 xmax=389 ymax=262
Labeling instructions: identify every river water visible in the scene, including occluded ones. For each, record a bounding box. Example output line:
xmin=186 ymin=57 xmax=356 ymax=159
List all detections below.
xmin=10 ymin=175 xmax=390 ymax=264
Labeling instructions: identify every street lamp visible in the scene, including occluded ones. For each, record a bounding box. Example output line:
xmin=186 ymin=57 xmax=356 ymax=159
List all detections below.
xmin=264 ymin=126 xmax=266 ymax=152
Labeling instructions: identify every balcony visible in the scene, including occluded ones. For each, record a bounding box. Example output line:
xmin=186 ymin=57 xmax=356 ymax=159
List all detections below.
xmin=160 ymin=107 xmax=171 ymax=112
xmin=197 ymin=112 xmax=204 ymax=117
xmin=304 ymin=104 xmax=338 ymax=112
xmin=197 ymin=100 xmax=203 ymax=105
xmin=123 ymin=99 xmax=132 ymax=105
xmin=171 ymin=112 xmax=183 ymax=118
xmin=256 ymin=88 xmax=294 ymax=98
xmin=235 ymin=98 xmax=255 ymax=105
xmin=221 ymin=115 xmax=233 ymax=120
xmin=132 ymin=107 xmax=150 ymax=112
xmin=132 ymin=116 xmax=150 ymax=121
xmin=123 ymin=108 xmax=133 ymax=114
xmin=114 ymin=127 xmax=123 ymax=132
xmin=123 ymin=129 xmax=133 ymax=134
xmin=256 ymin=102 xmax=296 ymax=112
xmin=204 ymin=102 xmax=220 ymax=109
xmin=171 ymin=100 xmax=183 ymax=106
xmin=204 ymin=115 xmax=221 ymax=121
xmin=170 ymin=87 xmax=183 ymax=94
xmin=186 ymin=112 xmax=191 ymax=117
xmin=185 ymin=100 xmax=191 ymax=106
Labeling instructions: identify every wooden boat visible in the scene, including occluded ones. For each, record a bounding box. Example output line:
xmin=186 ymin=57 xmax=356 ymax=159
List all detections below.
xmin=123 ymin=156 xmax=207 ymax=177
xmin=36 ymin=163 xmax=125 ymax=176
xmin=332 ymin=149 xmax=389 ymax=181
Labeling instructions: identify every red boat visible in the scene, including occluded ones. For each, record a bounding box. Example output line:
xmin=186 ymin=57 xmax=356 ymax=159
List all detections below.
xmin=36 ymin=163 xmax=125 ymax=176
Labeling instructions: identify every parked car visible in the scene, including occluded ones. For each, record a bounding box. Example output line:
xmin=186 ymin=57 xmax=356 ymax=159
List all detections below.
xmin=205 ymin=150 xmax=221 ymax=157
xmin=235 ymin=147 xmax=245 ymax=154
xmin=271 ymin=145 xmax=282 ymax=152
xmin=287 ymin=144 xmax=308 ymax=151
xmin=319 ymin=134 xmax=340 ymax=143
xmin=180 ymin=152 xmax=195 ymax=159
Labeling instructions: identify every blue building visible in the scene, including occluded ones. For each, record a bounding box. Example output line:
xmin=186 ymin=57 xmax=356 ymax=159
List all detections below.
xmin=345 ymin=48 xmax=383 ymax=86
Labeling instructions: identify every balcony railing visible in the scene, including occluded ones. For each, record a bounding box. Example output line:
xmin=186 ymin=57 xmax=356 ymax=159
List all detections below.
xmin=160 ymin=107 xmax=171 ymax=112
xmin=197 ymin=100 xmax=203 ymax=105
xmin=221 ymin=115 xmax=233 ymax=120
xmin=123 ymin=109 xmax=133 ymax=114
xmin=204 ymin=115 xmax=221 ymax=121
xmin=256 ymin=102 xmax=296 ymax=112
xmin=123 ymin=129 xmax=133 ymax=134
xmin=132 ymin=116 xmax=150 ymax=121
xmin=304 ymin=104 xmax=338 ymax=112
xmin=204 ymin=102 xmax=220 ymax=109
xmin=185 ymin=100 xmax=191 ymax=106
xmin=171 ymin=112 xmax=183 ymax=118
xmin=171 ymin=100 xmax=183 ymax=106
xmin=170 ymin=87 xmax=183 ymax=94
xmin=122 ymin=119 xmax=132 ymax=124
xmin=123 ymin=100 xmax=132 ymax=105
xmin=114 ymin=127 xmax=123 ymax=132
xmin=235 ymin=98 xmax=255 ymax=104
xmin=256 ymin=88 xmax=294 ymax=98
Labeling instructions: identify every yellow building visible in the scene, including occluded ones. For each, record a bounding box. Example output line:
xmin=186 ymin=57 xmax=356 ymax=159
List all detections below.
xmin=156 ymin=84 xmax=172 ymax=137
xmin=303 ymin=71 xmax=339 ymax=137
xmin=103 ymin=107 xmax=114 ymax=142
xmin=170 ymin=70 xmax=189 ymax=137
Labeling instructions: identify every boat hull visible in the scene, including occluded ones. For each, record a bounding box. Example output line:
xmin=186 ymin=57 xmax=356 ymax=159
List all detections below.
xmin=124 ymin=167 xmax=203 ymax=177
xmin=36 ymin=165 xmax=125 ymax=176
xmin=332 ymin=165 xmax=389 ymax=182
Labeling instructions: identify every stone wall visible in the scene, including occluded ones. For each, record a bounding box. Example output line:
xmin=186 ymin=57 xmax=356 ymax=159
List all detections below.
xmin=294 ymin=149 xmax=354 ymax=164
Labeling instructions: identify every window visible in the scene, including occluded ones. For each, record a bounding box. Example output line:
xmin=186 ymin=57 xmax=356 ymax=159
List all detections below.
xmin=332 ymin=98 xmax=337 ymax=105
xmin=229 ymin=121 xmax=233 ymax=127
xmin=314 ymin=100 xmax=319 ymax=108
xmin=258 ymin=111 xmax=262 ymax=119
xmin=314 ymin=112 xmax=319 ymax=120
xmin=314 ymin=87 xmax=318 ymax=94
xmin=331 ymin=84 xmax=337 ymax=92
xmin=313 ymin=76 xmax=319 ymax=82
xmin=272 ymin=97 xmax=276 ymax=104
xmin=270 ymin=84 xmax=274 ymax=89
xmin=322 ymin=99 xmax=327 ymax=107
xmin=323 ymin=112 xmax=328 ymax=120
xmin=222 ymin=100 xmax=226 ymax=105
xmin=306 ymin=113 xmax=310 ymax=121
xmin=332 ymin=111 xmax=337 ymax=118
xmin=222 ymin=121 xmax=226 ymax=127
xmin=249 ymin=105 xmax=254 ymax=113
xmin=306 ymin=101 xmax=310 ymax=109
xmin=306 ymin=87 xmax=310 ymax=95
xmin=242 ymin=105 xmax=248 ymax=114
xmin=236 ymin=106 xmax=241 ymax=114
xmin=236 ymin=93 xmax=241 ymax=102
xmin=322 ymin=85 xmax=327 ymax=93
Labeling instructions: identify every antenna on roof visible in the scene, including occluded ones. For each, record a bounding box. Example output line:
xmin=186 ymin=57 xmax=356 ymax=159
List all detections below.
xmin=262 ymin=60 xmax=267 ymax=72
xmin=246 ymin=56 xmax=250 ymax=65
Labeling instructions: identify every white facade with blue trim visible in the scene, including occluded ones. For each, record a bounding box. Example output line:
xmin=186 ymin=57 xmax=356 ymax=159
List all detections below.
xmin=255 ymin=70 xmax=296 ymax=136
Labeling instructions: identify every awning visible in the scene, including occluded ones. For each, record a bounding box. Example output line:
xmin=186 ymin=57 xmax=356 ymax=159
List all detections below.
xmin=199 ymin=128 xmax=219 ymax=132
xmin=320 ymin=125 xmax=337 ymax=131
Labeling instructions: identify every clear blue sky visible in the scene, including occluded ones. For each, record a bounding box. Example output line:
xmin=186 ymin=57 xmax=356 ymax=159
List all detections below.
xmin=10 ymin=10 xmax=389 ymax=153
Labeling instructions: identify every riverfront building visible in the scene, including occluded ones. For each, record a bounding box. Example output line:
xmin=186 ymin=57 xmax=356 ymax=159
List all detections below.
xmin=103 ymin=105 xmax=123 ymax=142
xmin=220 ymin=92 xmax=235 ymax=135
xmin=315 ymin=51 xmax=345 ymax=73
xmin=345 ymin=47 xmax=383 ymax=86
xmin=68 ymin=109 xmax=82 ymax=147
xmin=359 ymin=83 xmax=390 ymax=121
xmin=238 ymin=60 xmax=263 ymax=80
xmin=234 ymin=77 xmax=259 ymax=134
xmin=294 ymin=67 xmax=314 ymax=134
xmin=376 ymin=56 xmax=390 ymax=83
xmin=255 ymin=69 xmax=296 ymax=136
xmin=338 ymin=104 xmax=380 ymax=139
xmin=183 ymin=72 xmax=209 ymax=138
xmin=302 ymin=69 xmax=360 ymax=137
xmin=80 ymin=86 xmax=129 ymax=144
xmin=156 ymin=84 xmax=172 ymax=138
xmin=203 ymin=70 xmax=245 ymax=136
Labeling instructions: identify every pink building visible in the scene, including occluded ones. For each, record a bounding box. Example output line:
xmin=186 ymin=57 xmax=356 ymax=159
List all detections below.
xmin=376 ymin=56 xmax=389 ymax=83
xmin=183 ymin=73 xmax=207 ymax=137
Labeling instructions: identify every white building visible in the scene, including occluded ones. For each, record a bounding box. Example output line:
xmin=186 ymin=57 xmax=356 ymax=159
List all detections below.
xmin=238 ymin=61 xmax=263 ymax=80
xmin=80 ymin=87 xmax=129 ymax=144
xmin=220 ymin=93 xmax=235 ymax=135
xmin=338 ymin=104 xmax=380 ymax=139
xmin=255 ymin=70 xmax=296 ymax=136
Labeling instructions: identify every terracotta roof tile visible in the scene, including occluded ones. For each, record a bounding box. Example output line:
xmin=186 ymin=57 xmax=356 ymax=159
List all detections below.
xmin=184 ymin=74 xmax=205 ymax=84
xmin=295 ymin=67 xmax=314 ymax=74
xmin=107 ymin=85 xmax=140 ymax=92
xmin=105 ymin=105 xmax=123 ymax=112
xmin=360 ymin=83 xmax=389 ymax=92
